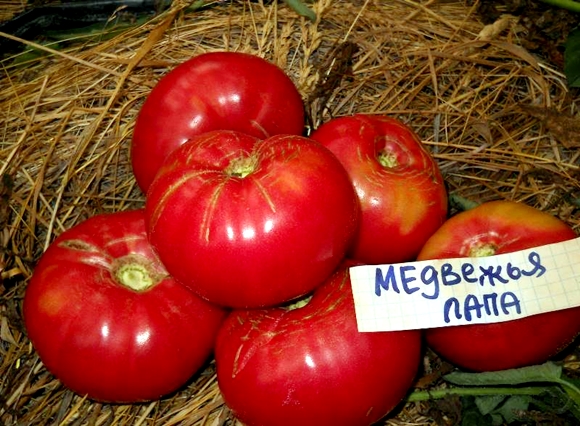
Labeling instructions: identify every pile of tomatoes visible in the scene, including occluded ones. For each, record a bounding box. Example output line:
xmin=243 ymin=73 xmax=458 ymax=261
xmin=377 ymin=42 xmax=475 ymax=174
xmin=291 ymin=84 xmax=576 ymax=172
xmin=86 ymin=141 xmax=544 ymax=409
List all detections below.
xmin=23 ymin=52 xmax=580 ymax=426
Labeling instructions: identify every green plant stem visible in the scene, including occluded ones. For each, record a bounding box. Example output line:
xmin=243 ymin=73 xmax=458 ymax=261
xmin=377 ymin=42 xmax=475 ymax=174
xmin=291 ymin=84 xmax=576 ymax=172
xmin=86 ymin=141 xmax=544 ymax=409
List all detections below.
xmin=539 ymin=0 xmax=580 ymax=12
xmin=407 ymin=386 xmax=553 ymax=402
xmin=555 ymin=377 xmax=580 ymax=406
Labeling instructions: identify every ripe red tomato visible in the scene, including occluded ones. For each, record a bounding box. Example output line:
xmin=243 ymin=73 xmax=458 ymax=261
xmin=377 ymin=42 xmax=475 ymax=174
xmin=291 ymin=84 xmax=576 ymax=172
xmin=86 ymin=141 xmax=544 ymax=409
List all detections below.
xmin=310 ymin=114 xmax=448 ymax=264
xmin=145 ymin=130 xmax=360 ymax=309
xmin=418 ymin=200 xmax=580 ymax=371
xmin=214 ymin=262 xmax=422 ymax=426
xmin=131 ymin=51 xmax=305 ymax=192
xmin=23 ymin=210 xmax=226 ymax=403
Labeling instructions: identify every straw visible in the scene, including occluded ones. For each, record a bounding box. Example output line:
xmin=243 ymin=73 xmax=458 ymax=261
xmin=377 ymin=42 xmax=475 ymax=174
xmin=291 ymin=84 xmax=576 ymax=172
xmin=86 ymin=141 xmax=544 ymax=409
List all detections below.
xmin=1 ymin=0 xmax=579 ymax=424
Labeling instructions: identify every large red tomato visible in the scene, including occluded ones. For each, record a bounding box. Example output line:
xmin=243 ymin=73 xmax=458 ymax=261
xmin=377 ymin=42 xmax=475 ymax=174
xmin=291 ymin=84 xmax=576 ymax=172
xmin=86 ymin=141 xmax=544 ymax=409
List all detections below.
xmin=23 ymin=210 xmax=226 ymax=403
xmin=145 ymin=130 xmax=359 ymax=309
xmin=131 ymin=51 xmax=305 ymax=192
xmin=418 ymin=200 xmax=580 ymax=371
xmin=215 ymin=262 xmax=422 ymax=426
xmin=310 ymin=114 xmax=447 ymax=264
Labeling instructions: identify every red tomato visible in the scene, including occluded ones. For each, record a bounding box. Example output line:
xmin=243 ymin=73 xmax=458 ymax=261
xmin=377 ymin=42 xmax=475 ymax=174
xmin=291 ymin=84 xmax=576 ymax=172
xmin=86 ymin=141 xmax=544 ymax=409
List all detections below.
xmin=131 ymin=51 xmax=305 ymax=192
xmin=145 ymin=130 xmax=359 ymax=309
xmin=23 ymin=210 xmax=226 ymax=403
xmin=215 ymin=262 xmax=422 ymax=426
xmin=418 ymin=200 xmax=580 ymax=371
xmin=310 ymin=114 xmax=448 ymax=264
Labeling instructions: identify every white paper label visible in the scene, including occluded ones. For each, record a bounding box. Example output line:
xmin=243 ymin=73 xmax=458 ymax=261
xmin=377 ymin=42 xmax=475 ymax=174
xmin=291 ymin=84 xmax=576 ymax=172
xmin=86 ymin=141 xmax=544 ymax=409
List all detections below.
xmin=349 ymin=237 xmax=580 ymax=332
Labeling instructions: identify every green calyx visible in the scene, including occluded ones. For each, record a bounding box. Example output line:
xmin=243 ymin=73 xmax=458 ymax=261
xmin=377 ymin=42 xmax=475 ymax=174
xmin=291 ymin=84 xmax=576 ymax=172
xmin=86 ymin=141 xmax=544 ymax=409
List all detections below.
xmin=377 ymin=150 xmax=398 ymax=168
xmin=226 ymin=155 xmax=257 ymax=178
xmin=113 ymin=255 xmax=161 ymax=292
xmin=470 ymin=243 xmax=497 ymax=258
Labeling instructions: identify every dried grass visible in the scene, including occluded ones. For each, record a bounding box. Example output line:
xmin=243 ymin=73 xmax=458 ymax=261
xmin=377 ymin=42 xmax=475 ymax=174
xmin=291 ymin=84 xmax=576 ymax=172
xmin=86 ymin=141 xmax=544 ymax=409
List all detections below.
xmin=1 ymin=0 xmax=579 ymax=424
xmin=0 ymin=0 xmax=24 ymax=22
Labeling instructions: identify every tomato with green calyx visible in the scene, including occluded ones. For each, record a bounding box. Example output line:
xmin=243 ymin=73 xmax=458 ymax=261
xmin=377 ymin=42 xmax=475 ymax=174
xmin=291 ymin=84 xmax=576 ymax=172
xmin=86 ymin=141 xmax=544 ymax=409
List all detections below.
xmin=215 ymin=262 xmax=422 ymax=426
xmin=310 ymin=114 xmax=447 ymax=264
xmin=23 ymin=209 xmax=226 ymax=403
xmin=145 ymin=130 xmax=360 ymax=309
xmin=418 ymin=200 xmax=580 ymax=371
xmin=131 ymin=51 xmax=305 ymax=193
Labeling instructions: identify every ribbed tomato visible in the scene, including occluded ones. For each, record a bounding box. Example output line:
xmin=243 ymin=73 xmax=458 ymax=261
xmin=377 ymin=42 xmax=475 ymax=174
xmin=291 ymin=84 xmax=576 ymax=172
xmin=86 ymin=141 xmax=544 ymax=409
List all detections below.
xmin=23 ymin=209 xmax=226 ymax=402
xmin=310 ymin=114 xmax=447 ymax=264
xmin=215 ymin=262 xmax=422 ymax=426
xmin=418 ymin=200 xmax=580 ymax=371
xmin=131 ymin=51 xmax=305 ymax=192
xmin=145 ymin=130 xmax=360 ymax=309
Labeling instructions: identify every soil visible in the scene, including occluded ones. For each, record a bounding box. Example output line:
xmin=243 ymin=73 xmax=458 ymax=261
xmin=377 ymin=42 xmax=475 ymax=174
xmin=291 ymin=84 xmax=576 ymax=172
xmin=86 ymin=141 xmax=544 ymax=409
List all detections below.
xmin=472 ymin=0 xmax=580 ymax=70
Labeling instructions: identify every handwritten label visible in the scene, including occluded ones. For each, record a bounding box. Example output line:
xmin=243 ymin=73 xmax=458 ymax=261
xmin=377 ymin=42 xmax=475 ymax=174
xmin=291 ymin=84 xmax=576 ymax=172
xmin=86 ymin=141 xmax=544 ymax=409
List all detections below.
xmin=349 ymin=237 xmax=580 ymax=332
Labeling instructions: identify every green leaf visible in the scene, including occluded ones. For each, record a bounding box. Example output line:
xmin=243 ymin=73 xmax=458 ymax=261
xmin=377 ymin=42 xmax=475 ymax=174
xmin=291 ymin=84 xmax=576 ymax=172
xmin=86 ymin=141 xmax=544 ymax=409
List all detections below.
xmin=462 ymin=397 xmax=494 ymax=426
xmin=490 ymin=413 xmax=504 ymax=425
xmin=444 ymin=362 xmax=563 ymax=386
xmin=496 ymin=395 xmax=530 ymax=423
xmin=473 ymin=395 xmax=530 ymax=424
xmin=461 ymin=411 xmax=492 ymax=426
xmin=284 ymin=0 xmax=317 ymax=22
xmin=475 ymin=395 xmax=506 ymax=415
xmin=565 ymin=26 xmax=580 ymax=88
xmin=558 ymin=376 xmax=580 ymax=408
xmin=563 ymin=377 xmax=580 ymax=390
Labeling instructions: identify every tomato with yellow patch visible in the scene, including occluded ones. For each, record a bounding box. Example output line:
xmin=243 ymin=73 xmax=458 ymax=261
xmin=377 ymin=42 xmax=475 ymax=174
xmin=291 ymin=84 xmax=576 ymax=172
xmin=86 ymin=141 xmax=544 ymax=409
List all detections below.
xmin=310 ymin=114 xmax=448 ymax=264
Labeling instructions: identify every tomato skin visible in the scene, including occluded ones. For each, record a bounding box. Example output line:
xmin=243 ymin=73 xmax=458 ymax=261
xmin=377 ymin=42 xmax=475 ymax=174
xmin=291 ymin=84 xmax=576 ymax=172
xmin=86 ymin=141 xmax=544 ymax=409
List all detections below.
xmin=215 ymin=263 xmax=422 ymax=426
xmin=418 ymin=200 xmax=580 ymax=371
xmin=23 ymin=210 xmax=226 ymax=403
xmin=131 ymin=51 xmax=305 ymax=192
xmin=145 ymin=130 xmax=360 ymax=309
xmin=310 ymin=114 xmax=447 ymax=264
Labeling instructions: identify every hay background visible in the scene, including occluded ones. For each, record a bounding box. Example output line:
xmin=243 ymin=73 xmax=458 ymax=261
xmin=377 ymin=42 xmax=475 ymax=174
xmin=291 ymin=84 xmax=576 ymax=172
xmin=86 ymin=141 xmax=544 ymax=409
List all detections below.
xmin=1 ymin=0 xmax=579 ymax=424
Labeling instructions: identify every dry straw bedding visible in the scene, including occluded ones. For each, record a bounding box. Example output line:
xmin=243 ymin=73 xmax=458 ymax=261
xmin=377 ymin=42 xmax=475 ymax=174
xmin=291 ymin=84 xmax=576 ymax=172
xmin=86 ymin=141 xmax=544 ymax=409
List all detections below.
xmin=0 ymin=0 xmax=579 ymax=424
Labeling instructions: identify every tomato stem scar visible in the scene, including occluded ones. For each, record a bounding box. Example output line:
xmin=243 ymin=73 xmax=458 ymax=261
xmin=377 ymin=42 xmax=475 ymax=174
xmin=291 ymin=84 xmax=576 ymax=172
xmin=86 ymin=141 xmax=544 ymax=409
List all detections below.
xmin=113 ymin=256 xmax=161 ymax=291
xmin=226 ymin=155 xmax=257 ymax=178
xmin=469 ymin=243 xmax=497 ymax=257
xmin=116 ymin=264 xmax=154 ymax=291
xmin=377 ymin=150 xmax=398 ymax=168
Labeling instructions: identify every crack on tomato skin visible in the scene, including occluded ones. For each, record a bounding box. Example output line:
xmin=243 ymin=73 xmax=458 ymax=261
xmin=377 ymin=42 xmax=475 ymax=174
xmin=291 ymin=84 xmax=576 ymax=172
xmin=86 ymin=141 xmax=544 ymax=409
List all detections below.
xmin=366 ymin=406 xmax=374 ymax=417
xmin=286 ymin=271 xmax=350 ymax=324
xmin=249 ymin=119 xmax=269 ymax=138
xmin=230 ymin=314 xmax=284 ymax=378
xmin=103 ymin=234 xmax=143 ymax=249
xmin=58 ymin=239 xmax=113 ymax=269
xmin=251 ymin=176 xmax=277 ymax=214
xmin=257 ymin=136 xmax=301 ymax=165
xmin=58 ymin=239 xmax=101 ymax=253
xmin=147 ymin=169 xmax=213 ymax=231
xmin=200 ymin=179 xmax=228 ymax=244
xmin=102 ymin=235 xmax=157 ymax=261
xmin=231 ymin=343 xmax=245 ymax=379
xmin=235 ymin=314 xmax=246 ymax=326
